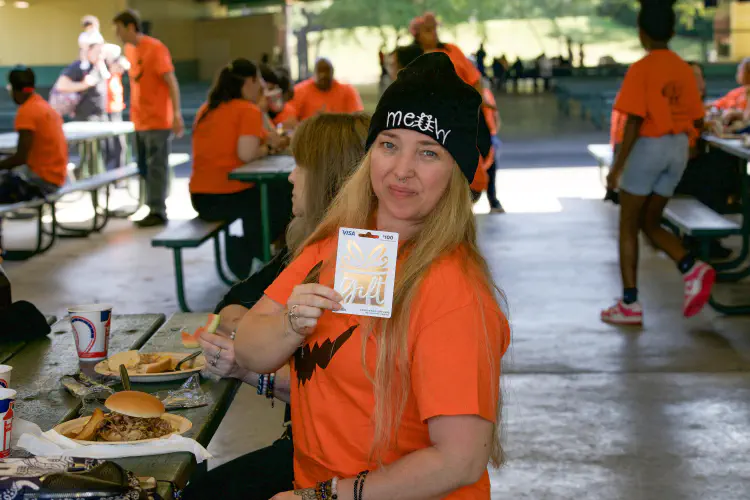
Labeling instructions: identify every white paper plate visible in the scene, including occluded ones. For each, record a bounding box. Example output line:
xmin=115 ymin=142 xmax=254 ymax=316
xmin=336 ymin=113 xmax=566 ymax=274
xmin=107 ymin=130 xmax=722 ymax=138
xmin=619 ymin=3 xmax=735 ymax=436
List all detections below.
xmin=94 ymin=352 xmax=205 ymax=383
xmin=53 ymin=413 xmax=192 ymax=445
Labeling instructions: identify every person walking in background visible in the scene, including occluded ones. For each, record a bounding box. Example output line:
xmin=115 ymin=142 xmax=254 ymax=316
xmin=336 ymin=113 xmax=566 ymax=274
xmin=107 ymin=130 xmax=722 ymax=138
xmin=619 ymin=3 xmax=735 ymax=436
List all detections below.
xmin=602 ymin=1 xmax=714 ymax=326
xmin=0 ymin=68 xmax=67 ymax=203
xmin=511 ymin=57 xmax=524 ymax=92
xmin=476 ymin=42 xmax=487 ymax=76
xmin=114 ymin=9 xmax=185 ymax=228
xmin=289 ymin=58 xmax=363 ymax=121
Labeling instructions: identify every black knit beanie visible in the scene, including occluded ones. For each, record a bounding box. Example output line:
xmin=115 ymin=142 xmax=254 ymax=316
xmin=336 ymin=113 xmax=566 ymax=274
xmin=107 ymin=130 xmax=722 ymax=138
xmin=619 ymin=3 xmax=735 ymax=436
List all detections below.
xmin=366 ymin=52 xmax=482 ymax=183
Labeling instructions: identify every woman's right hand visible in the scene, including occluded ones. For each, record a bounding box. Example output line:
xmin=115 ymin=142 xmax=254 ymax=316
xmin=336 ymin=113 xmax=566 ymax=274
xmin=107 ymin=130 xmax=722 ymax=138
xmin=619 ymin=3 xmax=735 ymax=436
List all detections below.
xmin=198 ymin=330 xmax=247 ymax=381
xmin=286 ymin=284 xmax=343 ymax=337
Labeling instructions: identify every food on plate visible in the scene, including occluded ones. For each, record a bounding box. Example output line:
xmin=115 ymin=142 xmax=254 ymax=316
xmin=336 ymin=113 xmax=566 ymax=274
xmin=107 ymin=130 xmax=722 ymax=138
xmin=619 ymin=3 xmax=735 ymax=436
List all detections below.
xmin=65 ymin=391 xmax=175 ymax=442
xmin=181 ymin=313 xmax=220 ymax=348
xmin=106 ymin=351 xmax=175 ymax=374
xmin=67 ymin=408 xmax=106 ymax=440
xmin=137 ymin=353 xmax=173 ymax=373
xmin=107 ymin=350 xmax=140 ymax=371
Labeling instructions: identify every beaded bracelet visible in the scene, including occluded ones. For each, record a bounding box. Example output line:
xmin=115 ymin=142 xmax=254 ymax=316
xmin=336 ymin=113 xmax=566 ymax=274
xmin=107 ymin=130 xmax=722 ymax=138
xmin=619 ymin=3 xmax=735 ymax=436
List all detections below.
xmin=256 ymin=374 xmax=266 ymax=396
xmin=265 ymin=372 xmax=276 ymax=407
xmin=353 ymin=470 xmax=369 ymax=500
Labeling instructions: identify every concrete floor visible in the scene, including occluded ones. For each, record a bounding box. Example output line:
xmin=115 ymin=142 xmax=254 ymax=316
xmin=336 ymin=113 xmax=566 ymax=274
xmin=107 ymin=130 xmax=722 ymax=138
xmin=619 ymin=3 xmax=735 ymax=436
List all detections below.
xmin=5 ymin=94 xmax=750 ymax=499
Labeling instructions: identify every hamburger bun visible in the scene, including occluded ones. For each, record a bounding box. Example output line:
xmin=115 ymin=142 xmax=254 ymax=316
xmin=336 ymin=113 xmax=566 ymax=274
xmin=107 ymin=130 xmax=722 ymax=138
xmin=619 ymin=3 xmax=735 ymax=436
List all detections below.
xmin=138 ymin=354 xmax=173 ymax=374
xmin=107 ymin=351 xmax=140 ymax=372
xmin=105 ymin=391 xmax=165 ymax=418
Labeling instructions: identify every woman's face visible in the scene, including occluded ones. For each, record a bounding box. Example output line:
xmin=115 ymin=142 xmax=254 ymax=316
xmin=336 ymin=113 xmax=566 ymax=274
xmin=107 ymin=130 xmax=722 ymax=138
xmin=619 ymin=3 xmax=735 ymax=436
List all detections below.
xmin=288 ymin=164 xmax=307 ymax=217
xmin=241 ymin=76 xmax=263 ymax=103
xmin=417 ymin=23 xmax=438 ymax=49
xmin=370 ymin=129 xmax=454 ymax=224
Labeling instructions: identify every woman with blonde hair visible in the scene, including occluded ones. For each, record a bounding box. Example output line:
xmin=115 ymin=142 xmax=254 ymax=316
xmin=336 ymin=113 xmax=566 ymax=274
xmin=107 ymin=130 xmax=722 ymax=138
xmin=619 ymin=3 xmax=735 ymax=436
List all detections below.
xmin=183 ymin=112 xmax=371 ymax=500
xmin=227 ymin=52 xmax=510 ymax=500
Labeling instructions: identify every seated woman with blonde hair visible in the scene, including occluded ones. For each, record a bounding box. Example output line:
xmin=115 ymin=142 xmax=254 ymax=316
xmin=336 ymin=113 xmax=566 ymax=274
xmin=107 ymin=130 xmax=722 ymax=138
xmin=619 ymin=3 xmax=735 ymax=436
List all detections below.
xmin=182 ymin=112 xmax=371 ymax=500
xmin=230 ymin=52 xmax=510 ymax=500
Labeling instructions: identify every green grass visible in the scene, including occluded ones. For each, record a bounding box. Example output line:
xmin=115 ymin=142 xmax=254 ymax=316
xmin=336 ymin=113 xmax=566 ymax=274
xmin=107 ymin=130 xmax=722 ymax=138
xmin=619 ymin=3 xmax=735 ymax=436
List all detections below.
xmin=291 ymin=16 xmax=706 ymax=84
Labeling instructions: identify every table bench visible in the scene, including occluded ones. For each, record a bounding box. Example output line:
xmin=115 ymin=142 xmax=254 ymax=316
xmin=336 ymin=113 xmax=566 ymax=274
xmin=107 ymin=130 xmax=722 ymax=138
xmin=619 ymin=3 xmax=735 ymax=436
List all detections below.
xmin=152 ymin=218 xmax=236 ymax=312
xmin=0 ymin=153 xmax=190 ymax=261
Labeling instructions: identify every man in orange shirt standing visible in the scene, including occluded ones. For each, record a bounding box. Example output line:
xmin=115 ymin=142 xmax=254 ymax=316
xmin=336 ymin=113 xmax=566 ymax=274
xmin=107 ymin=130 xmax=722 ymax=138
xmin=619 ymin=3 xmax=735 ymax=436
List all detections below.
xmin=602 ymin=2 xmax=714 ymax=326
xmin=0 ymin=67 xmax=67 ymax=203
xmin=113 ymin=9 xmax=184 ymax=227
xmin=289 ymin=58 xmax=363 ymax=121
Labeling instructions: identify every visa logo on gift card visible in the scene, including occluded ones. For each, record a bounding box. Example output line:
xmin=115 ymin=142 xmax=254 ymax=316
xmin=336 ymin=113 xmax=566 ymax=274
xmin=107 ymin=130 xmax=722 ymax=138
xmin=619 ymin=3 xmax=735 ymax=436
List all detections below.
xmin=334 ymin=227 xmax=398 ymax=318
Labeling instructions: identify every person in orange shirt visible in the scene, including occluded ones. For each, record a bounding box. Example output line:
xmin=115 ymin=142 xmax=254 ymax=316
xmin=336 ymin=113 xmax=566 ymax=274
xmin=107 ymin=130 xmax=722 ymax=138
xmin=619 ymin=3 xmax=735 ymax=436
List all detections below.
xmin=190 ymin=59 xmax=289 ymax=277
xmin=182 ymin=113 xmax=372 ymax=500
xmin=0 ymin=67 xmax=67 ymax=204
xmin=410 ymin=12 xmax=495 ymax=110
xmin=602 ymin=2 xmax=714 ymax=326
xmin=230 ymin=53 xmax=510 ymax=500
xmin=260 ymin=65 xmax=298 ymax=132
xmin=114 ymin=9 xmax=184 ymax=228
xmin=708 ymin=58 xmax=749 ymax=124
xmin=289 ymin=59 xmax=363 ymax=121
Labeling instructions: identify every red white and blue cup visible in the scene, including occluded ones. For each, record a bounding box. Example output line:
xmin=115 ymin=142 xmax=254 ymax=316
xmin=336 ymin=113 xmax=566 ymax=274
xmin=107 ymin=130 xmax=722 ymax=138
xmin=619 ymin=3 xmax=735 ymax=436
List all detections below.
xmin=69 ymin=304 xmax=113 ymax=361
xmin=0 ymin=388 xmax=16 ymax=458
xmin=0 ymin=365 xmax=12 ymax=388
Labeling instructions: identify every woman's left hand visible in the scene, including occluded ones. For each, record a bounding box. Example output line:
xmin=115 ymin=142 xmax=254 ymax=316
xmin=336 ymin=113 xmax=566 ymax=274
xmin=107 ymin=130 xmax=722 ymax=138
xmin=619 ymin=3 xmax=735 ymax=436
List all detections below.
xmin=270 ymin=489 xmax=316 ymax=500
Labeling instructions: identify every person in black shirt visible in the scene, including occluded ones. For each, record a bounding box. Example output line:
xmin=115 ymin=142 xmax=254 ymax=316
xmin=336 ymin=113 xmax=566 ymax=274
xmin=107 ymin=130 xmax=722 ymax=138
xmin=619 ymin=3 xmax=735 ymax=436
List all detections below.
xmin=54 ymin=37 xmax=110 ymax=172
xmin=182 ymin=112 xmax=371 ymax=500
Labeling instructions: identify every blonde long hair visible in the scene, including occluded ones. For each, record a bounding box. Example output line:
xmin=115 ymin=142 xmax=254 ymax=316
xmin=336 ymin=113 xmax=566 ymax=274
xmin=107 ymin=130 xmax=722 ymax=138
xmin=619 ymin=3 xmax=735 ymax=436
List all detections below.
xmin=286 ymin=113 xmax=371 ymax=252
xmin=300 ymin=152 xmax=506 ymax=467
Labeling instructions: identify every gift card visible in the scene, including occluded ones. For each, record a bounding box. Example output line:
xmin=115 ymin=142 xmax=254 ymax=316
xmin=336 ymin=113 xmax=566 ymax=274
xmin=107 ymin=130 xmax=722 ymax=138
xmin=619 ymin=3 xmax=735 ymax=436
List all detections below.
xmin=333 ymin=227 xmax=398 ymax=318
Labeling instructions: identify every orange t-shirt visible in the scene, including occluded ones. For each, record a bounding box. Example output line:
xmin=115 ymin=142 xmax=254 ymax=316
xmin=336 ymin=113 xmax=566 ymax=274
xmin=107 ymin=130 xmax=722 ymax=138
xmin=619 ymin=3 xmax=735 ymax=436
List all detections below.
xmin=272 ymin=102 xmax=297 ymax=127
xmin=290 ymin=79 xmax=364 ymax=121
xmin=439 ymin=43 xmax=481 ymax=88
xmin=14 ymin=93 xmax=68 ymax=187
xmin=125 ymin=35 xmax=175 ymax=131
xmin=107 ymin=74 xmax=125 ymax=114
xmin=711 ymin=86 xmax=747 ymax=111
xmin=614 ymin=49 xmax=704 ymax=138
xmin=265 ymin=237 xmax=510 ymax=499
xmin=189 ymin=99 xmax=267 ymax=195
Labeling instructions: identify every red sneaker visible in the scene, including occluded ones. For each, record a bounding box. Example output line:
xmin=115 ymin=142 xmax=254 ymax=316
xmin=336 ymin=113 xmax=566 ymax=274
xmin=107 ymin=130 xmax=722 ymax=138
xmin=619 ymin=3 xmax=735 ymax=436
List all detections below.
xmin=601 ymin=300 xmax=643 ymax=326
xmin=683 ymin=261 xmax=716 ymax=317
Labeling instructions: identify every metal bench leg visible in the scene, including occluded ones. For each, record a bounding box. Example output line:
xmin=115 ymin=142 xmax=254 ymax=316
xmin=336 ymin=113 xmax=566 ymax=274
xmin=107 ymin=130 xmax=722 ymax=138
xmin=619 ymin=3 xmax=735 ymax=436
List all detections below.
xmin=715 ymin=232 xmax=750 ymax=275
xmin=709 ymin=295 xmax=750 ymax=315
xmin=172 ymin=248 xmax=192 ymax=313
xmin=2 ymin=202 xmax=57 ymax=261
xmin=213 ymin=230 xmax=236 ymax=286
xmin=92 ymin=186 xmax=111 ymax=232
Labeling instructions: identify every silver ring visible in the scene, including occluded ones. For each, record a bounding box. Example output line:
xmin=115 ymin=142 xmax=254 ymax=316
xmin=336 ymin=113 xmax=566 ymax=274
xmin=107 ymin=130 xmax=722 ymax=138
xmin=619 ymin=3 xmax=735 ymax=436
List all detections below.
xmin=213 ymin=348 xmax=222 ymax=364
xmin=230 ymin=330 xmax=236 ymax=341
xmin=210 ymin=358 xmax=217 ymax=367
xmin=290 ymin=305 xmax=299 ymax=320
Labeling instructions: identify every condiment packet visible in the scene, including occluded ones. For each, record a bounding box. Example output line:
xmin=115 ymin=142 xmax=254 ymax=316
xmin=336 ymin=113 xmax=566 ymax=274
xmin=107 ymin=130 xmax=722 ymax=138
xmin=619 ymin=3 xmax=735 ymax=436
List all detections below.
xmin=333 ymin=227 xmax=398 ymax=318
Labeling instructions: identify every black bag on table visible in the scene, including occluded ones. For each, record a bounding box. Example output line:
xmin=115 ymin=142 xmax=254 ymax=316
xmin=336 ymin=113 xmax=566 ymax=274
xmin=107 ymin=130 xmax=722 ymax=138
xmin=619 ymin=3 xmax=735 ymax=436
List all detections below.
xmin=0 ymin=457 xmax=152 ymax=499
xmin=0 ymin=301 xmax=51 ymax=341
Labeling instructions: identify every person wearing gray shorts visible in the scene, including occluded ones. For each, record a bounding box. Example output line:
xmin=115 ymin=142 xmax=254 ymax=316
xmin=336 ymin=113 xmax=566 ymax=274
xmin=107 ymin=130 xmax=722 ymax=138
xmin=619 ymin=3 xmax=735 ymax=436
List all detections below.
xmin=601 ymin=0 xmax=716 ymax=327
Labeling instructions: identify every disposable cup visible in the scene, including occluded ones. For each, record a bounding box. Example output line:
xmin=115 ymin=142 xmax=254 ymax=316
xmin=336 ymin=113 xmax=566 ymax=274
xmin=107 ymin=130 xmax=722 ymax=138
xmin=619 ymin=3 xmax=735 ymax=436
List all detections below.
xmin=68 ymin=304 xmax=113 ymax=361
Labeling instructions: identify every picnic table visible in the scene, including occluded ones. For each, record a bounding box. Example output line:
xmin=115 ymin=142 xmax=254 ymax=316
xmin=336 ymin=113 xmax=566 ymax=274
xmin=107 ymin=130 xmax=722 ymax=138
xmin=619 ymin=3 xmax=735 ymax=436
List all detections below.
xmin=5 ymin=312 xmax=240 ymax=499
xmin=0 ymin=121 xmax=136 ymax=176
xmin=229 ymin=154 xmax=296 ymax=261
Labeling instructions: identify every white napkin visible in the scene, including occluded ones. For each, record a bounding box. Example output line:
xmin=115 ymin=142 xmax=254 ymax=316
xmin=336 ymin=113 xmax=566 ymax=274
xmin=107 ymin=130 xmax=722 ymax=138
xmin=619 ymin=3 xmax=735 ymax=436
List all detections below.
xmin=14 ymin=419 xmax=212 ymax=464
